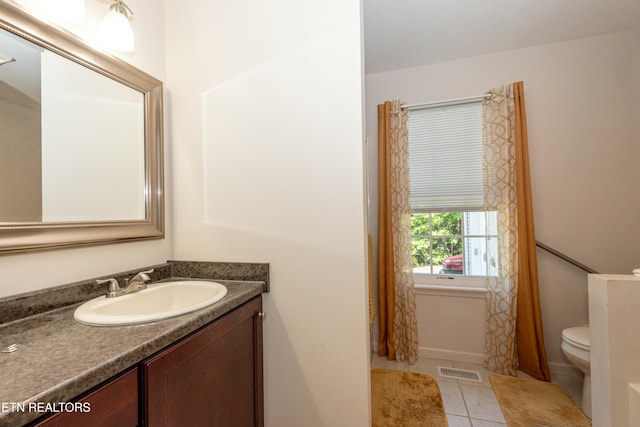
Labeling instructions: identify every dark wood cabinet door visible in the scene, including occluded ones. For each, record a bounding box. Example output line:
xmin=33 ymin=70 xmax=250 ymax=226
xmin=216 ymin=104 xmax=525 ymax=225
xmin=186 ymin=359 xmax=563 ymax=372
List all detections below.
xmin=143 ymin=296 xmax=263 ymax=427
xmin=30 ymin=367 xmax=139 ymax=427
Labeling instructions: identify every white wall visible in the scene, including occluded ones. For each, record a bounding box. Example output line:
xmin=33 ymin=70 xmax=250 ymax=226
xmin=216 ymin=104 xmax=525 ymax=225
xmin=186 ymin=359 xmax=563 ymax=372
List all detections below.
xmin=366 ymin=29 xmax=640 ymax=367
xmin=164 ymin=0 xmax=370 ymax=426
xmin=0 ymin=0 xmax=171 ymax=297
xmin=416 ymin=288 xmax=486 ymax=363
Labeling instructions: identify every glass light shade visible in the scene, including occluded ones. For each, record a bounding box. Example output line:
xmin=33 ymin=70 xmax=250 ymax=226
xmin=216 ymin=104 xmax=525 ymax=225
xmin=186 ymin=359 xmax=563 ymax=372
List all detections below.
xmin=99 ymin=9 xmax=134 ymax=53
xmin=42 ymin=0 xmax=86 ymax=23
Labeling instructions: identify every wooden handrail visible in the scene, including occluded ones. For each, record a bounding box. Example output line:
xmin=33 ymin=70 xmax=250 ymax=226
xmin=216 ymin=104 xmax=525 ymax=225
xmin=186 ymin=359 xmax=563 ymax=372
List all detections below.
xmin=535 ymin=241 xmax=599 ymax=274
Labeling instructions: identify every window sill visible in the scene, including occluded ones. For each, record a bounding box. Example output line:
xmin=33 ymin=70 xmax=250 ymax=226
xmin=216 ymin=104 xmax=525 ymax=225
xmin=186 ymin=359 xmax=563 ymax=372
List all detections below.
xmin=415 ymin=284 xmax=487 ymax=299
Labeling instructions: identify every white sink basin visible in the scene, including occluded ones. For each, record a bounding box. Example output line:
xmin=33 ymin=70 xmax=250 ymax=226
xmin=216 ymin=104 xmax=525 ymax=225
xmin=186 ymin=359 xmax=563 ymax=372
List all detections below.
xmin=74 ymin=280 xmax=227 ymax=326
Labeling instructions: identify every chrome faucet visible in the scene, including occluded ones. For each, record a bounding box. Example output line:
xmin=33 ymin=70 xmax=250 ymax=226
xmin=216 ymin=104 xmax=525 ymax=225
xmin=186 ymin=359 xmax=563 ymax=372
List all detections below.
xmin=97 ymin=269 xmax=154 ymax=298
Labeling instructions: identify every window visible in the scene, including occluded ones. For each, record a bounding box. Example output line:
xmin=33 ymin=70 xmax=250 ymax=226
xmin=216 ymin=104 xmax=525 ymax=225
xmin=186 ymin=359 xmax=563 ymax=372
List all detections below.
xmin=411 ymin=211 xmax=498 ymax=276
xmin=408 ymin=102 xmax=497 ymax=286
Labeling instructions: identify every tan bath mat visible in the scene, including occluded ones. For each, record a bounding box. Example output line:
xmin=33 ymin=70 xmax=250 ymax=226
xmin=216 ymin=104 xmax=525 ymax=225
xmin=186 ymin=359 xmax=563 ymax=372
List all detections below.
xmin=371 ymin=368 xmax=448 ymax=426
xmin=490 ymin=374 xmax=591 ymax=426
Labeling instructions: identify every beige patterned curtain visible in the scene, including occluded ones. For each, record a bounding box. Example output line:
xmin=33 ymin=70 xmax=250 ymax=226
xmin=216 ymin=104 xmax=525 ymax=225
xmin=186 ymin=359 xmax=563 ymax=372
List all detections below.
xmin=482 ymin=82 xmax=550 ymax=380
xmin=483 ymin=84 xmax=519 ymax=376
xmin=377 ymin=100 xmax=419 ymax=364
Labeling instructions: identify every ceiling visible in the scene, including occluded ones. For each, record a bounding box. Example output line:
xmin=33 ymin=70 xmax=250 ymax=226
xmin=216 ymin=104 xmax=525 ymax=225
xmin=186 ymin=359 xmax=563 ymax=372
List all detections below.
xmin=363 ymin=0 xmax=640 ymax=74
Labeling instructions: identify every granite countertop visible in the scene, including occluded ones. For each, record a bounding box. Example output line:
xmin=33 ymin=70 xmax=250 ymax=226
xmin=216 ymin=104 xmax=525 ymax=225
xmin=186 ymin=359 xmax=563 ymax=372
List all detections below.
xmin=0 ymin=278 xmax=264 ymax=427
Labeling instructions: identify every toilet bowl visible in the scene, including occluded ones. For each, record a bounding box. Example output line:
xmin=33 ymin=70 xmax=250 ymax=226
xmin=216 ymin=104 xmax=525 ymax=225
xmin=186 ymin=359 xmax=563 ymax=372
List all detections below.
xmin=561 ymin=326 xmax=591 ymax=418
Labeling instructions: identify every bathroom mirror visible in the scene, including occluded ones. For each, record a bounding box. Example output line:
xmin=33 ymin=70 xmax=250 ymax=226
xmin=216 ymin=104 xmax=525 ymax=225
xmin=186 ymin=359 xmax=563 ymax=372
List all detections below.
xmin=0 ymin=2 xmax=164 ymax=254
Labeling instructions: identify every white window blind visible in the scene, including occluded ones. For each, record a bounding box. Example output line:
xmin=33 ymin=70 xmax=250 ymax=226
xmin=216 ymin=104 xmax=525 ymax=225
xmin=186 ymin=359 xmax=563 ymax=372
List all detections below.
xmin=408 ymin=102 xmax=484 ymax=212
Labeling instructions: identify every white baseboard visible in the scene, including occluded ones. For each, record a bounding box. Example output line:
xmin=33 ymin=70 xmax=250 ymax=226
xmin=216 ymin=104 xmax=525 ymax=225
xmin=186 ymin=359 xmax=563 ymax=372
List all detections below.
xmin=549 ymin=361 xmax=582 ymax=377
xmin=419 ymin=346 xmax=485 ymax=364
xmin=371 ymin=341 xmax=484 ymax=364
xmin=375 ymin=342 xmax=575 ymax=374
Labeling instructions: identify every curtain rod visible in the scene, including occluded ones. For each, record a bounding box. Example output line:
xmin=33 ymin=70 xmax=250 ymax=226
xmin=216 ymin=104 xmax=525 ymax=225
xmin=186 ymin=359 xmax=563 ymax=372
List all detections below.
xmin=401 ymin=93 xmax=493 ymax=111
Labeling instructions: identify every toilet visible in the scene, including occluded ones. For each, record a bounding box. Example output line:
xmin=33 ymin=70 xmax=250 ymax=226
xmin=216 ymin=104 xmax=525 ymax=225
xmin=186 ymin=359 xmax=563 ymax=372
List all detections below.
xmin=561 ymin=326 xmax=591 ymax=418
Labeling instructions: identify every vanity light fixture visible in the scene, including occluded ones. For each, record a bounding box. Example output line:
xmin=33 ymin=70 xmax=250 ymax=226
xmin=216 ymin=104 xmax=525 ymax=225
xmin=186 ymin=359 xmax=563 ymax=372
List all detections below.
xmin=0 ymin=56 xmax=16 ymax=67
xmin=99 ymin=0 xmax=134 ymax=53
xmin=42 ymin=0 xmax=86 ymax=23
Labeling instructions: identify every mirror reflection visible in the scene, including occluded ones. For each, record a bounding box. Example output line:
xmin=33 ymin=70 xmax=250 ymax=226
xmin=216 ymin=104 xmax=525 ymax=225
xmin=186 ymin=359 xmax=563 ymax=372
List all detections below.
xmin=0 ymin=27 xmax=145 ymax=224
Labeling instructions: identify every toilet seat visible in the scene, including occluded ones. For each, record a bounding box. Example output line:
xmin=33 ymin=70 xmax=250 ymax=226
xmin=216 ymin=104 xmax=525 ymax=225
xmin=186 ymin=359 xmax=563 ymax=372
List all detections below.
xmin=562 ymin=327 xmax=590 ymax=351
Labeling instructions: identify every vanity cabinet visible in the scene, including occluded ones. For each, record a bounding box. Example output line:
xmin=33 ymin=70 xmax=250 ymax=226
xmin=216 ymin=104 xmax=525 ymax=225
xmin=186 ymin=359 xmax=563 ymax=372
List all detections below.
xmin=28 ymin=296 xmax=263 ymax=427
xmin=31 ymin=368 xmax=138 ymax=427
xmin=143 ymin=295 xmax=264 ymax=426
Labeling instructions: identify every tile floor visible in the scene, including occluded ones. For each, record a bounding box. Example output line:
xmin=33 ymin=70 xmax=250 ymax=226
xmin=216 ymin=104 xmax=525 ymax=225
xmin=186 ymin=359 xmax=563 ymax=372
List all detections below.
xmin=371 ymin=353 xmax=585 ymax=426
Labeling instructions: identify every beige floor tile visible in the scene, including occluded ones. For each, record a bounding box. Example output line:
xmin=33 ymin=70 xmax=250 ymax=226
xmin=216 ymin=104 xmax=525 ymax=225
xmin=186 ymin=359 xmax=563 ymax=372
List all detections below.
xmin=439 ymin=381 xmax=468 ymax=417
xmin=370 ymin=354 xmax=409 ymax=372
xmin=460 ymin=384 xmax=506 ymax=423
xmin=554 ymin=373 xmax=584 ymax=407
xmin=516 ymin=369 xmax=536 ymax=380
xmin=470 ymin=419 xmax=508 ymax=427
xmin=447 ymin=413 xmax=472 ymax=426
